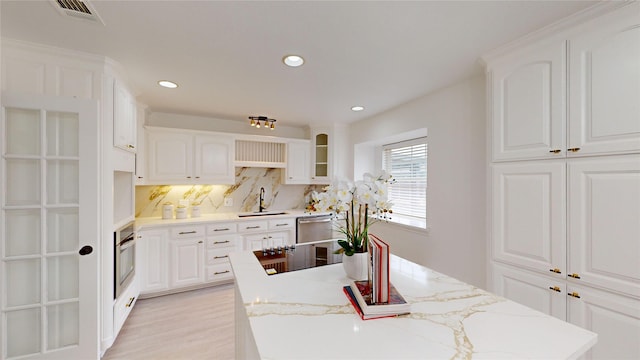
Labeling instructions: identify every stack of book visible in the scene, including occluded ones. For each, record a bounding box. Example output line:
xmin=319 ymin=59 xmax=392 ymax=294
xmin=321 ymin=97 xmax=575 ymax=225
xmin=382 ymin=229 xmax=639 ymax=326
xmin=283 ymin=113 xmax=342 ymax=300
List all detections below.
xmin=342 ymin=234 xmax=410 ymax=320
xmin=343 ymin=280 xmax=410 ymax=320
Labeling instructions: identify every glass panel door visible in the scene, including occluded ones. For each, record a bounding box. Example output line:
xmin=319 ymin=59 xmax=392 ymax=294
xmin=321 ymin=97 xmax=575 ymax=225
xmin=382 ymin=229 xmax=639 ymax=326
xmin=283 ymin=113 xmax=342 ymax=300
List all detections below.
xmin=1 ymin=94 xmax=98 ymax=359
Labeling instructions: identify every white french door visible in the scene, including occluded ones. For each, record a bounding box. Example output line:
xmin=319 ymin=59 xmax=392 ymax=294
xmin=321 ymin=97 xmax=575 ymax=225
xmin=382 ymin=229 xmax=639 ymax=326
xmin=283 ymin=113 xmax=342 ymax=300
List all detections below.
xmin=1 ymin=93 xmax=99 ymax=359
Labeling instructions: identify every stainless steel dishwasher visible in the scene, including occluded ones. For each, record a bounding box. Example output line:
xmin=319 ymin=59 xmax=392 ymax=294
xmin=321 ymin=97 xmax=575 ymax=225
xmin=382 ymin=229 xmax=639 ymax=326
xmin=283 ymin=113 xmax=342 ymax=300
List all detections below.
xmin=290 ymin=215 xmax=341 ymax=271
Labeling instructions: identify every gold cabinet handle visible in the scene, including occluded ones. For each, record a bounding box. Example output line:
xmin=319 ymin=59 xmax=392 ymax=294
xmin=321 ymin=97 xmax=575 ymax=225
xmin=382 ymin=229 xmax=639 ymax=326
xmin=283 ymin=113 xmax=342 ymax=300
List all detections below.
xmin=568 ymin=292 xmax=581 ymax=298
xmin=127 ymin=144 xmax=135 ymax=149
xmin=214 ymin=270 xmax=230 ymax=275
xmin=213 ymin=240 xmax=230 ymax=244
xmin=549 ymin=149 xmax=561 ymax=154
xmin=567 ymin=147 xmax=581 ymax=152
xmin=549 ymin=268 xmax=562 ymax=274
xmin=214 ymin=255 xmax=229 ymax=259
xmin=568 ymin=273 xmax=581 ymax=279
xmin=126 ymin=297 xmax=135 ymax=307
xmin=549 ymin=286 xmax=561 ymax=292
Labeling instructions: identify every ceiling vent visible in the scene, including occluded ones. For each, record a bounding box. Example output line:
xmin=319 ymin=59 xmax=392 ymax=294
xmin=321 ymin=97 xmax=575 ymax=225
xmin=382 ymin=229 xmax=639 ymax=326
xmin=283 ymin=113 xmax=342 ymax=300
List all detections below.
xmin=50 ymin=0 xmax=105 ymax=24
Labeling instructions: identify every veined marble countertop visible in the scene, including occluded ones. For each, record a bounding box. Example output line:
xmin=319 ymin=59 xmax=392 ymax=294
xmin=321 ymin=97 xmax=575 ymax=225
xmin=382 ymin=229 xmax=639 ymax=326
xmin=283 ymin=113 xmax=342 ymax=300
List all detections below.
xmin=230 ymin=251 xmax=597 ymax=359
xmin=135 ymin=209 xmax=325 ymax=229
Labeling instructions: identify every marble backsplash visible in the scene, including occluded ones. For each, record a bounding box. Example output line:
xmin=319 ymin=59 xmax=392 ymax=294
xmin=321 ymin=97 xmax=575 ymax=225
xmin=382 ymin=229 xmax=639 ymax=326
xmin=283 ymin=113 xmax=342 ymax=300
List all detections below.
xmin=135 ymin=167 xmax=324 ymax=218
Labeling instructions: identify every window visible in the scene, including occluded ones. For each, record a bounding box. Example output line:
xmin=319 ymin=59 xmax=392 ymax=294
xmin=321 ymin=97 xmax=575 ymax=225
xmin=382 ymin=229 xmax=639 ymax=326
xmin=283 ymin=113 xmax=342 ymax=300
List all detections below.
xmin=382 ymin=137 xmax=427 ymax=227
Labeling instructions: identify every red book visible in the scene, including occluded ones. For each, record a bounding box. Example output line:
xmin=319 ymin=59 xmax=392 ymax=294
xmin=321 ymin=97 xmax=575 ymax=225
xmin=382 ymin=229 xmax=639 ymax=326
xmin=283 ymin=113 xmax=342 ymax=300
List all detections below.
xmin=368 ymin=234 xmax=390 ymax=303
xmin=349 ymin=281 xmax=410 ymax=315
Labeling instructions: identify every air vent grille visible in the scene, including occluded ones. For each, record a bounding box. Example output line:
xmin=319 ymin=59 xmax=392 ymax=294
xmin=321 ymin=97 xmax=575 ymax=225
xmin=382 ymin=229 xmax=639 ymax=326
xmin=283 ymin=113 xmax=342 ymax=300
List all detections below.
xmin=57 ymin=0 xmax=92 ymax=15
xmin=50 ymin=0 xmax=104 ymax=24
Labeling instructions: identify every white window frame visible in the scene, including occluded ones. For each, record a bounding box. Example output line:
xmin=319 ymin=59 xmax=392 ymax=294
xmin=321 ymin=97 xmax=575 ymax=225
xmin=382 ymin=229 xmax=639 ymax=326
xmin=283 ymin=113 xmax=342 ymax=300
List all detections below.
xmin=382 ymin=137 xmax=427 ymax=229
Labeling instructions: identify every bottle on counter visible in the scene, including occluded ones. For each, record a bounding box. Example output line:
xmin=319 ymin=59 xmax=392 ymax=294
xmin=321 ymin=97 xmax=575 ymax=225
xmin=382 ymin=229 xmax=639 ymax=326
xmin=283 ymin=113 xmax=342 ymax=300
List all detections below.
xmin=176 ymin=205 xmax=187 ymax=219
xmin=191 ymin=202 xmax=201 ymax=218
xmin=162 ymin=202 xmax=174 ymax=219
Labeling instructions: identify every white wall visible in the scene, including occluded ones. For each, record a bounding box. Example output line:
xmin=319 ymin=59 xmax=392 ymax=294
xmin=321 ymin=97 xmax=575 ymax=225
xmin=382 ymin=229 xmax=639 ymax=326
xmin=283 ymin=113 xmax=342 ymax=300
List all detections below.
xmin=350 ymin=75 xmax=487 ymax=288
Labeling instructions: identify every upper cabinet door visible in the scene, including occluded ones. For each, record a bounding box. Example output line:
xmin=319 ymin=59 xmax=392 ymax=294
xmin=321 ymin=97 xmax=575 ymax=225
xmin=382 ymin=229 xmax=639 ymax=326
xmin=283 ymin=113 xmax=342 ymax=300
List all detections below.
xmin=194 ymin=134 xmax=234 ymax=184
xmin=283 ymin=140 xmax=311 ymax=184
xmin=113 ymin=80 xmax=137 ymax=152
xmin=492 ymin=161 xmax=566 ymax=276
xmin=567 ymin=154 xmax=640 ymax=298
xmin=147 ymin=131 xmax=193 ymax=183
xmin=568 ymin=6 xmax=640 ymax=156
xmin=490 ymin=41 xmax=567 ymax=161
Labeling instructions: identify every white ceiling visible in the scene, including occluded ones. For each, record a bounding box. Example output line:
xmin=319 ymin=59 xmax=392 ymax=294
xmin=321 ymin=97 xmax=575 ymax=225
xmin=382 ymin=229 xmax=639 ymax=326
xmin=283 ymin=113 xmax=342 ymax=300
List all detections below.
xmin=1 ymin=0 xmax=598 ymax=128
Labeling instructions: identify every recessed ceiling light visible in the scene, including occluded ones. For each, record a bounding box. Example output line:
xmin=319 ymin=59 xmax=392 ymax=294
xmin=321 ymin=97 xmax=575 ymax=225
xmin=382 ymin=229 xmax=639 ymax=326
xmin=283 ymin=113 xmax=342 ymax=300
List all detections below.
xmin=351 ymin=106 xmax=365 ymax=112
xmin=283 ymin=55 xmax=304 ymax=67
xmin=158 ymin=80 xmax=178 ymax=89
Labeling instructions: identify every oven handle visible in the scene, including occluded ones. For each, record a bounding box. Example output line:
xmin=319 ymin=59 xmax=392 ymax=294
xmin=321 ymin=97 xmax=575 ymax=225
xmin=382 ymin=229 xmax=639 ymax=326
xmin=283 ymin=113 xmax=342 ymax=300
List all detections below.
xmin=119 ymin=237 xmax=136 ymax=250
xmin=298 ymin=218 xmax=332 ymax=224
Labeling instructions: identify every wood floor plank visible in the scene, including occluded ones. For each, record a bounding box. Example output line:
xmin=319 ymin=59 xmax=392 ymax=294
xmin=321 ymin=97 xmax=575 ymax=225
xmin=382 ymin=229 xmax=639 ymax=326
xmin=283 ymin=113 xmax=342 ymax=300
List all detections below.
xmin=103 ymin=284 xmax=235 ymax=360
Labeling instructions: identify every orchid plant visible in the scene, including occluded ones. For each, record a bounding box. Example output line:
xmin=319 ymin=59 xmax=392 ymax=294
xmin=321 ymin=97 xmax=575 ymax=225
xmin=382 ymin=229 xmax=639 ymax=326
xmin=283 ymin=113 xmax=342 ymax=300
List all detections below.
xmin=309 ymin=171 xmax=394 ymax=255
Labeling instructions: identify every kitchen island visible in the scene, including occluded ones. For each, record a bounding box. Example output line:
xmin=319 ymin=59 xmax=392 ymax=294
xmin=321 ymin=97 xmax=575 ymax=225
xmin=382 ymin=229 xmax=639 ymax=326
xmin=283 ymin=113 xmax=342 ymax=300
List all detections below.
xmin=230 ymin=251 xmax=597 ymax=359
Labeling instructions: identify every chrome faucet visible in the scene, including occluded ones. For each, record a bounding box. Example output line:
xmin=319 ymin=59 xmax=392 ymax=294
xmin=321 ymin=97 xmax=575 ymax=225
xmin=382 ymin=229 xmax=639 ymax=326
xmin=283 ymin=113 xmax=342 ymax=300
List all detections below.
xmin=259 ymin=187 xmax=266 ymax=212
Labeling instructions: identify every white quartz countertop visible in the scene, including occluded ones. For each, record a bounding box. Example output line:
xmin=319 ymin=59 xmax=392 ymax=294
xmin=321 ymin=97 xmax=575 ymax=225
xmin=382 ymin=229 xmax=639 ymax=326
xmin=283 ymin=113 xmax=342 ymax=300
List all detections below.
xmin=135 ymin=209 xmax=325 ymax=229
xmin=230 ymin=251 xmax=597 ymax=359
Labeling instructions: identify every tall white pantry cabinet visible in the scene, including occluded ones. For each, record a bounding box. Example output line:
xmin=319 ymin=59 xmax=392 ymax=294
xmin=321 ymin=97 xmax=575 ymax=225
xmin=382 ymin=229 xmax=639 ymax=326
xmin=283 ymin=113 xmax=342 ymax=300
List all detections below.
xmin=484 ymin=3 xmax=640 ymax=359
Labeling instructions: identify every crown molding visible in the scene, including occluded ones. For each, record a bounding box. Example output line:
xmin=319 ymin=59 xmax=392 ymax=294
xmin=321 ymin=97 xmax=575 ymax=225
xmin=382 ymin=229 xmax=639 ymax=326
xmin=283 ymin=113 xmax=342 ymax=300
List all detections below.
xmin=479 ymin=1 xmax=636 ymax=67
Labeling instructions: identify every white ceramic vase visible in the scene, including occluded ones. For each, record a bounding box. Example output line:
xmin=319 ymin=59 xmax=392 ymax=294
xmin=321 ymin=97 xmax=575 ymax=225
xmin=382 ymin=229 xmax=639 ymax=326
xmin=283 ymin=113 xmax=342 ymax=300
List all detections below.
xmin=342 ymin=252 xmax=369 ymax=280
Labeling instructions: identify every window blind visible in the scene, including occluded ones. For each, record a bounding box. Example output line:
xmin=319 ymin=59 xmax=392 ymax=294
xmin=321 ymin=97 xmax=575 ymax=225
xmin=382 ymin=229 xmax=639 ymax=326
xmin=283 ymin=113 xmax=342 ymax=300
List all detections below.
xmin=382 ymin=137 xmax=427 ymax=221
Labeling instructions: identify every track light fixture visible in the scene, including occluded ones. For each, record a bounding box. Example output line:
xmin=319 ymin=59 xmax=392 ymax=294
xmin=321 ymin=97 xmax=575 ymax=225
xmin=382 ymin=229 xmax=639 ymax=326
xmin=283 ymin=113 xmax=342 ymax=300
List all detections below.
xmin=248 ymin=116 xmax=276 ymax=130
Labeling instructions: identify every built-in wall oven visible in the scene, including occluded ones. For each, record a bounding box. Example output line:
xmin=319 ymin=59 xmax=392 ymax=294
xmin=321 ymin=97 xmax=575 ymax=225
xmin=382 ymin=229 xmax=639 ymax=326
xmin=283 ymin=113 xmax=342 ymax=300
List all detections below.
xmin=114 ymin=221 xmax=136 ymax=299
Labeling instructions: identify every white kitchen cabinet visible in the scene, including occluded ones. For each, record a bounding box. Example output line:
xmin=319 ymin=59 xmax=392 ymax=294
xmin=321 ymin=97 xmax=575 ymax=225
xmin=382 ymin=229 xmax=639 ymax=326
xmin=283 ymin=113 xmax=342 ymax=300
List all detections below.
xmin=136 ymin=228 xmax=169 ymax=295
xmin=283 ymin=139 xmax=311 ymax=184
xmin=239 ymin=217 xmax=295 ymax=251
xmin=489 ymin=3 xmax=640 ymax=162
xmin=491 ymin=161 xmax=566 ymax=276
xmin=310 ymin=128 xmax=331 ymax=183
xmin=492 ymin=263 xmax=566 ymax=320
xmin=113 ymin=278 xmax=138 ymax=338
xmin=204 ymin=222 xmax=239 ymax=283
xmin=146 ymin=127 xmax=234 ymax=184
xmin=113 ymin=80 xmax=137 ymax=152
xmin=490 ymin=40 xmax=566 ymax=161
xmin=486 ymin=5 xmax=640 ymax=358
xmin=567 ymin=284 xmax=640 ymax=360
xmin=568 ymin=8 xmax=640 ymax=157
xmin=567 ymin=155 xmax=640 ymax=298
xmin=169 ymin=225 xmax=206 ymax=288
xmin=135 ymin=105 xmax=147 ymax=184
xmin=170 ymin=239 xmax=205 ymax=288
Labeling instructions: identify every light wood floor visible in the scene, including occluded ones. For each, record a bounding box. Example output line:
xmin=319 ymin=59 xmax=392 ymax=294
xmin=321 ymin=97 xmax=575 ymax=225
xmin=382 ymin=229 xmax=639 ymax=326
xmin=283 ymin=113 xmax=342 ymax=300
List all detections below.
xmin=103 ymin=284 xmax=235 ymax=360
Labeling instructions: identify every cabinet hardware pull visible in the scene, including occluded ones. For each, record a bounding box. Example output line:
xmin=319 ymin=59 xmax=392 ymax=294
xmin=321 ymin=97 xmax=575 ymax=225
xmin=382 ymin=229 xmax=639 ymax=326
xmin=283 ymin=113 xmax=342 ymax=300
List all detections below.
xmin=568 ymin=273 xmax=581 ymax=279
xmin=214 ymin=240 xmax=230 ymax=244
xmin=179 ymin=231 xmax=197 ymax=235
xmin=246 ymin=226 xmax=260 ymax=229
xmin=568 ymin=292 xmax=581 ymax=298
xmin=137 ymin=176 xmax=143 ymax=179
xmin=549 ymin=268 xmax=561 ymax=274
xmin=127 ymin=144 xmax=135 ymax=149
xmin=214 ymin=255 xmax=229 ymax=259
xmin=126 ymin=297 xmax=135 ymax=307
xmin=214 ymin=270 xmax=230 ymax=275
xmin=549 ymin=149 xmax=561 ymax=154
xmin=198 ymin=240 xmax=203 ymax=244
xmin=275 ymin=223 xmax=288 ymax=227
xmin=567 ymin=147 xmax=581 ymax=152
xmin=213 ymin=228 xmax=230 ymax=232
xmin=187 ymin=176 xmax=192 ymax=178
xmin=195 ymin=176 xmax=200 ymax=179
xmin=549 ymin=286 xmax=561 ymax=292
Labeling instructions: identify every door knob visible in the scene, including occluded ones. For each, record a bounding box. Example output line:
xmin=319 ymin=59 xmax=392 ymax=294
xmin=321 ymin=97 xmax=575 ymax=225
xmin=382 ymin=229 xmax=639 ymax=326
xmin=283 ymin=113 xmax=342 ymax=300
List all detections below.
xmin=79 ymin=245 xmax=93 ymax=256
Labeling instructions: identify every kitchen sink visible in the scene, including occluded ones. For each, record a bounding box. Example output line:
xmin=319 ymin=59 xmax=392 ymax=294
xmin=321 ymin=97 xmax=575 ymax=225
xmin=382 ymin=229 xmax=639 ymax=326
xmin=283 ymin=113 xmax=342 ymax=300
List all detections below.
xmin=237 ymin=211 xmax=288 ymax=217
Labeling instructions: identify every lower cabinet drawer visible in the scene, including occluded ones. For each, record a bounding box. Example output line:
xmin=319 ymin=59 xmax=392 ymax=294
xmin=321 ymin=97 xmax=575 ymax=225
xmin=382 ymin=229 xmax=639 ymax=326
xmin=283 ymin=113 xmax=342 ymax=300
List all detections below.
xmin=206 ymin=263 xmax=233 ymax=282
xmin=114 ymin=279 xmax=139 ymax=336
xmin=206 ymin=247 xmax=233 ymax=265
